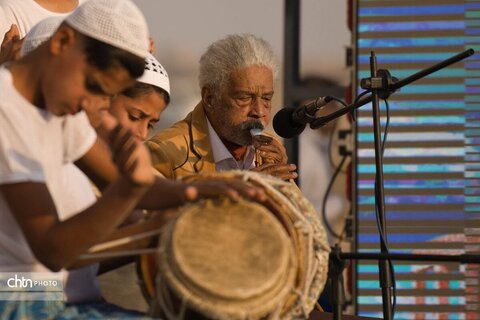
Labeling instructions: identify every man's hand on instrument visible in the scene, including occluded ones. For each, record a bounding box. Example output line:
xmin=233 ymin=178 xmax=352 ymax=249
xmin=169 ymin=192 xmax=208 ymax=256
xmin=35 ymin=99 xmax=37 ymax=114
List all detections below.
xmin=182 ymin=179 xmax=267 ymax=203
xmin=251 ymin=135 xmax=297 ymax=180
xmin=251 ymin=163 xmax=298 ymax=181
xmin=253 ymin=135 xmax=287 ymax=164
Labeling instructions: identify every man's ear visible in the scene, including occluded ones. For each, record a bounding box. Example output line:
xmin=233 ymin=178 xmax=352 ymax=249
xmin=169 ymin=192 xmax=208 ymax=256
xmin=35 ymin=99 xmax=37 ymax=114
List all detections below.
xmin=49 ymin=25 xmax=76 ymax=55
xmin=201 ymin=86 xmax=214 ymax=109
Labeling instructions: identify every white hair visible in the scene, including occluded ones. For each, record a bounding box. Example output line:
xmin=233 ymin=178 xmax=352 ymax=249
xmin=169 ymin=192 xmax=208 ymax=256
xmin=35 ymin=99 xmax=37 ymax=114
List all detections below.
xmin=198 ymin=34 xmax=279 ymax=92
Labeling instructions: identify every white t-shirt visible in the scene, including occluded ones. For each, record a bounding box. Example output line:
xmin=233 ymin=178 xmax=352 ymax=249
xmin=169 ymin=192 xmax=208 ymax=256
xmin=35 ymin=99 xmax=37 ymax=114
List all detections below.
xmin=0 ymin=0 xmax=85 ymax=38
xmin=56 ymin=163 xmax=102 ymax=303
xmin=0 ymin=66 xmax=98 ymax=301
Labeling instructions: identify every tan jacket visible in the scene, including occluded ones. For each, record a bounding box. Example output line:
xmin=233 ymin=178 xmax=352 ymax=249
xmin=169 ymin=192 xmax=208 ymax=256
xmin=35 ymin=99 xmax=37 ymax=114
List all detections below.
xmin=146 ymin=102 xmax=216 ymax=180
xmin=146 ymin=102 xmax=279 ymax=180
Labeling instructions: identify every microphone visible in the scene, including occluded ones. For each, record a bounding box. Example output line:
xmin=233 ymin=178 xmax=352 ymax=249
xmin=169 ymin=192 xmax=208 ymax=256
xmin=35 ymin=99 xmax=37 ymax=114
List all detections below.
xmin=273 ymin=96 xmax=333 ymax=138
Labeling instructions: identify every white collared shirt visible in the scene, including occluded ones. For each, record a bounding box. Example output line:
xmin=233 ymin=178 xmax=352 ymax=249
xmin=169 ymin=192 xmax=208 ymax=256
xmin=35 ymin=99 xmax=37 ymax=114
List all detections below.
xmin=206 ymin=116 xmax=256 ymax=171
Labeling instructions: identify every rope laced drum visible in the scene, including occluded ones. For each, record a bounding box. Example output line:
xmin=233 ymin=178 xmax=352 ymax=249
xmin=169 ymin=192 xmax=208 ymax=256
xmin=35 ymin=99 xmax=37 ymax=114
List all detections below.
xmin=140 ymin=171 xmax=330 ymax=319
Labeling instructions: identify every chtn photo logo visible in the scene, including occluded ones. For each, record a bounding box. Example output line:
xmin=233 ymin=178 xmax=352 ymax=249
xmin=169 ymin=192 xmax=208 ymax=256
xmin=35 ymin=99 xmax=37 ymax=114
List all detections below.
xmin=6 ymin=274 xmax=58 ymax=288
xmin=0 ymin=272 xmax=64 ymax=301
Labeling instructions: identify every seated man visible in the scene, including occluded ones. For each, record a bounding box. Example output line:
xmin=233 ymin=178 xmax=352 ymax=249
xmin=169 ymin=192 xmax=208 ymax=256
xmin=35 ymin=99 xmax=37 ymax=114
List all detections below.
xmin=147 ymin=33 xmax=297 ymax=181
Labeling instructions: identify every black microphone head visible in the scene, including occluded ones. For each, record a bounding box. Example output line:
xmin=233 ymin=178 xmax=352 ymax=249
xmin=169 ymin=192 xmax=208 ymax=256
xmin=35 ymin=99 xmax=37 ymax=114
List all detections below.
xmin=273 ymin=108 xmax=307 ymax=139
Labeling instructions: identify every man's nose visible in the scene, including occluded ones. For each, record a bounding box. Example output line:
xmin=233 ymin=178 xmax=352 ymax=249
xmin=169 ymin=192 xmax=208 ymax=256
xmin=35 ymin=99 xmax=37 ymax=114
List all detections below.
xmin=250 ymin=101 xmax=267 ymax=118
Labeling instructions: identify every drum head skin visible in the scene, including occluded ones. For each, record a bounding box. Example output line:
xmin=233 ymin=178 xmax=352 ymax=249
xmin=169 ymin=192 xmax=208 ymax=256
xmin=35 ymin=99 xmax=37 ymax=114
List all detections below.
xmin=172 ymin=198 xmax=292 ymax=300
xmin=156 ymin=171 xmax=330 ymax=320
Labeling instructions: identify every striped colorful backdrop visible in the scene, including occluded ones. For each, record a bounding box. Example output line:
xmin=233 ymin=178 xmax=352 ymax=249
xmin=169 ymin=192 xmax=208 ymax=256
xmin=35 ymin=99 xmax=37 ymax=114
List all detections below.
xmin=354 ymin=1 xmax=480 ymax=318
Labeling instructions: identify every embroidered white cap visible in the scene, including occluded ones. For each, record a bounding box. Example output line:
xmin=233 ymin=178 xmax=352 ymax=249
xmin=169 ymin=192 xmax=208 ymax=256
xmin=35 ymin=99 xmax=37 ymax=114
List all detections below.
xmin=138 ymin=53 xmax=170 ymax=96
xmin=65 ymin=0 xmax=149 ymax=58
xmin=20 ymin=17 xmax=63 ymax=56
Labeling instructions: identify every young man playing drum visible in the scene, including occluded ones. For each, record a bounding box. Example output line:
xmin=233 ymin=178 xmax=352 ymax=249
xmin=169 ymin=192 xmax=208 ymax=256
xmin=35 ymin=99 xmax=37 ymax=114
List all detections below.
xmin=0 ymin=1 xmax=264 ymax=317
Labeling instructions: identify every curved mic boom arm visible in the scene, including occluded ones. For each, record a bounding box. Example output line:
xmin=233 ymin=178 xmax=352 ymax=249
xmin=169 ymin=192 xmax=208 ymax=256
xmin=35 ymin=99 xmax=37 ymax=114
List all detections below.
xmin=310 ymin=48 xmax=475 ymax=129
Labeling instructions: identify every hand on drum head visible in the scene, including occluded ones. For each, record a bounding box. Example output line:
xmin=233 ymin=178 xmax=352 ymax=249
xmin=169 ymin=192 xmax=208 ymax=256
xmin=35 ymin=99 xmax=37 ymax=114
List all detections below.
xmin=183 ymin=179 xmax=267 ymax=203
xmin=251 ymin=163 xmax=298 ymax=181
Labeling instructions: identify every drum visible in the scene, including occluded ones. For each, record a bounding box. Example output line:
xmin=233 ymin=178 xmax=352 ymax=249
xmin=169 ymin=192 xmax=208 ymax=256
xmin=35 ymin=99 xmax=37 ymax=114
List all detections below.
xmin=138 ymin=170 xmax=330 ymax=319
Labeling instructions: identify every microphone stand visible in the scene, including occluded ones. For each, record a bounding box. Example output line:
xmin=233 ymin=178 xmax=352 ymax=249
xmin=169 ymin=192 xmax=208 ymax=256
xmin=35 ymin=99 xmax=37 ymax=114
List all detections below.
xmin=367 ymin=51 xmax=393 ymax=320
xmin=329 ymin=245 xmax=480 ymax=320
xmin=309 ymin=48 xmax=475 ymax=320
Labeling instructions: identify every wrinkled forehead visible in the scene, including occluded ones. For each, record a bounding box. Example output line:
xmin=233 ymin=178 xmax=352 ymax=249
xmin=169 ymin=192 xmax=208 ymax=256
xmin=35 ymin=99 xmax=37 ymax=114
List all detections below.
xmin=227 ymin=65 xmax=274 ymax=91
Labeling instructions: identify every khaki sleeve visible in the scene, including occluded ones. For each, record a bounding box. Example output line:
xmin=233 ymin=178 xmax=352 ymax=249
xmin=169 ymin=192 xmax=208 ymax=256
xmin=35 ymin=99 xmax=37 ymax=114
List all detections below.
xmin=145 ymin=140 xmax=175 ymax=180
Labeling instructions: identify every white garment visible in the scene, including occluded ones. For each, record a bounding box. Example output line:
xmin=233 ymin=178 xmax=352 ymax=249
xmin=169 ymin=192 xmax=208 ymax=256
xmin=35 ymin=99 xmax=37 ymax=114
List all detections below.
xmin=55 ymin=164 xmax=102 ymax=303
xmin=0 ymin=0 xmax=85 ymax=38
xmin=206 ymin=116 xmax=256 ymax=171
xmin=0 ymin=66 xmax=98 ymax=301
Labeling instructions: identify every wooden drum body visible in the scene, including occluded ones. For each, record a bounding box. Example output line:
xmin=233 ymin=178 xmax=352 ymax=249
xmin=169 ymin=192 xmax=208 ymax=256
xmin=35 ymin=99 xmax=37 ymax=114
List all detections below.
xmin=138 ymin=171 xmax=330 ymax=319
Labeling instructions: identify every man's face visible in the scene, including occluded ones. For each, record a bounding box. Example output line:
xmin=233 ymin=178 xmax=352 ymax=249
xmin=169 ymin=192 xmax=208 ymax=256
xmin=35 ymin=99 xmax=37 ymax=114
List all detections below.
xmin=41 ymin=27 xmax=135 ymax=117
xmin=206 ymin=65 xmax=274 ymax=146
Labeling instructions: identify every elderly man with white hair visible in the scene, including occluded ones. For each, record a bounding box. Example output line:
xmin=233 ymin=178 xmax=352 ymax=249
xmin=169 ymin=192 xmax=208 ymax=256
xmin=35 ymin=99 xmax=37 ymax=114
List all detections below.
xmin=147 ymin=33 xmax=297 ymax=181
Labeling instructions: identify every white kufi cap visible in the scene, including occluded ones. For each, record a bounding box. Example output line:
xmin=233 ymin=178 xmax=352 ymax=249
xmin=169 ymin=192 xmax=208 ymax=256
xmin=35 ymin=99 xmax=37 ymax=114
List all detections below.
xmin=65 ymin=0 xmax=149 ymax=58
xmin=21 ymin=17 xmax=63 ymax=56
xmin=138 ymin=53 xmax=170 ymax=96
